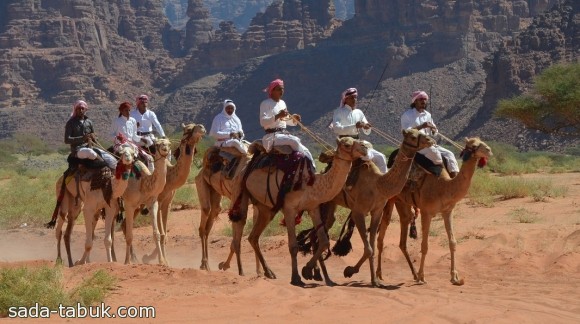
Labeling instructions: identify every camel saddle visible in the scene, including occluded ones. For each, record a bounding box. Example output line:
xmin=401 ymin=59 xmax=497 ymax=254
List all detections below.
xmin=205 ymin=146 xmax=243 ymax=180
xmin=387 ymin=149 xmax=451 ymax=193
xmin=65 ymin=166 xmax=114 ymax=206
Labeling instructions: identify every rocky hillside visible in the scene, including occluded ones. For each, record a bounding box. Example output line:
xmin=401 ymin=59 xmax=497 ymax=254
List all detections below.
xmin=0 ymin=0 xmax=577 ymax=153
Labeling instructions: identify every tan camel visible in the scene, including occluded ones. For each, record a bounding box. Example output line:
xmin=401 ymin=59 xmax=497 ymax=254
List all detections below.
xmin=234 ymin=137 xmax=368 ymax=286
xmin=321 ymin=128 xmax=435 ymax=287
xmin=120 ymin=138 xmax=172 ymax=265
xmin=194 ymin=141 xmax=261 ymax=276
xmin=376 ymin=137 xmax=493 ymax=285
xmin=54 ymin=146 xmax=144 ymax=266
xmin=141 ymin=123 xmax=206 ymax=265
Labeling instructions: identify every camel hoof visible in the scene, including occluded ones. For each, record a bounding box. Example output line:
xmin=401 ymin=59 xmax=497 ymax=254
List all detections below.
xmin=452 ymin=278 xmax=465 ymax=286
xmin=291 ymin=277 xmax=305 ymax=287
xmin=218 ymin=262 xmax=230 ymax=271
xmin=313 ymin=268 xmax=323 ymax=282
xmin=376 ymin=270 xmax=383 ymax=281
xmin=301 ymin=266 xmax=314 ymax=281
xmin=372 ymin=279 xmax=383 ymax=288
xmin=264 ymin=269 xmax=276 ymax=279
xmin=200 ymin=263 xmax=210 ymax=271
xmin=343 ymin=266 xmax=358 ymax=278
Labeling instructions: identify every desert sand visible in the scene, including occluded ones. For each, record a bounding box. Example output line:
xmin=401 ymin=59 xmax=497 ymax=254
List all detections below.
xmin=1 ymin=172 xmax=579 ymax=323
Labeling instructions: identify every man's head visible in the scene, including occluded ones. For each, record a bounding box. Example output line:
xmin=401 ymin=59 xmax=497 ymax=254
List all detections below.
xmin=136 ymin=94 xmax=149 ymax=110
xmin=341 ymin=88 xmax=358 ymax=108
xmin=223 ymin=99 xmax=236 ymax=116
xmin=411 ymin=90 xmax=429 ymax=111
xmin=118 ymin=101 xmax=132 ymax=118
xmin=265 ymin=79 xmax=284 ymax=101
xmin=72 ymin=100 xmax=88 ymax=118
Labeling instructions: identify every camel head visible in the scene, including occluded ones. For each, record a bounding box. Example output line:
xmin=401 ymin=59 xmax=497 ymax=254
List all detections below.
xmin=117 ymin=145 xmax=135 ymax=166
xmin=154 ymin=138 xmax=172 ymax=159
xmin=401 ymin=128 xmax=436 ymax=153
xmin=181 ymin=123 xmax=206 ymax=145
xmin=460 ymin=137 xmax=493 ymax=167
xmin=115 ymin=145 xmax=151 ymax=178
xmin=334 ymin=137 xmax=368 ymax=161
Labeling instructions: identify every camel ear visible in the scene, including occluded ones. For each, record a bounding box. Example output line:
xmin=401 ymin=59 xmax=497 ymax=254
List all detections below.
xmin=181 ymin=123 xmax=186 ymax=129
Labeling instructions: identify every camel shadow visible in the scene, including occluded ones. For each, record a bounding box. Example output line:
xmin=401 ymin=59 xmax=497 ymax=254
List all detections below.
xmin=343 ymin=281 xmax=403 ymax=291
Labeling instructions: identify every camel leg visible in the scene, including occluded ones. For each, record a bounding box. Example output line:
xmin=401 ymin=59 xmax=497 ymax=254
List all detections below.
xmin=376 ymin=199 xmax=395 ymax=280
xmin=55 ymin=214 xmax=64 ymax=265
xmin=198 ymin=181 xmax=221 ymax=271
xmin=124 ymin=209 xmax=136 ymax=264
xmin=63 ymin=216 xmax=75 ymax=267
xmin=103 ymin=205 xmax=116 ymax=262
xmin=395 ymin=201 xmax=419 ymax=281
xmin=248 ymin=204 xmax=276 ymax=279
xmin=75 ymin=207 xmax=97 ymax=266
xmin=120 ymin=218 xmax=139 ymax=263
xmin=110 ymin=219 xmax=117 ymax=262
xmin=159 ymin=195 xmax=172 ymax=266
xmin=442 ymin=210 xmax=464 ymax=285
xmin=301 ymin=208 xmax=333 ymax=286
xmin=148 ymin=200 xmax=166 ymax=266
xmin=366 ymin=208 xmax=383 ymax=287
xmin=343 ymin=211 xmax=370 ymax=281
xmin=282 ymin=207 xmax=304 ymax=287
xmin=417 ymin=212 xmax=433 ymax=284
xmin=219 ymin=215 xmax=246 ymax=275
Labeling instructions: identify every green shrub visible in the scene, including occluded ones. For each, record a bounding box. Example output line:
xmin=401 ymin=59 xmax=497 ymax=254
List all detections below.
xmin=0 ymin=266 xmax=117 ymax=317
xmin=468 ymin=172 xmax=568 ymax=206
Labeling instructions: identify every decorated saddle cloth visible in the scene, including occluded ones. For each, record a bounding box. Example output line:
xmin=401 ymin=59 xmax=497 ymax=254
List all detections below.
xmin=204 ymin=147 xmax=243 ymax=179
xmin=229 ymin=140 xmax=315 ymax=217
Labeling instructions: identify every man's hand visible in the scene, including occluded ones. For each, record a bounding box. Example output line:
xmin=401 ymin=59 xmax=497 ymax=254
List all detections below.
xmin=292 ymin=114 xmax=301 ymax=122
xmin=419 ymin=122 xmax=436 ymax=130
xmin=237 ymin=131 xmax=244 ymax=139
xmin=355 ymin=121 xmax=363 ymax=129
xmin=363 ymin=122 xmax=372 ymax=130
xmin=230 ymin=132 xmax=240 ymax=139
xmin=275 ymin=110 xmax=289 ymax=120
xmin=84 ymin=133 xmax=96 ymax=142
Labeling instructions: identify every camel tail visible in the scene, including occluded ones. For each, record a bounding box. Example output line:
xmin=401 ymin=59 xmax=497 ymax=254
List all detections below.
xmin=331 ymin=212 xmax=355 ymax=257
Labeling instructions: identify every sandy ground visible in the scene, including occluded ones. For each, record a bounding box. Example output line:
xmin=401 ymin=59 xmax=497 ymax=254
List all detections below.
xmin=1 ymin=172 xmax=580 ymax=323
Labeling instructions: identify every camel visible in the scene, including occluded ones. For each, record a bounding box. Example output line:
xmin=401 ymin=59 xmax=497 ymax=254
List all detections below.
xmin=53 ymin=146 xmax=145 ymax=266
xmin=376 ymin=137 xmax=493 ymax=285
xmin=120 ymin=138 xmax=172 ymax=265
xmin=141 ymin=123 xmax=206 ymax=265
xmin=194 ymin=140 xmax=259 ymax=275
xmin=317 ymin=128 xmax=435 ymax=287
xmin=233 ymin=137 xmax=369 ymax=286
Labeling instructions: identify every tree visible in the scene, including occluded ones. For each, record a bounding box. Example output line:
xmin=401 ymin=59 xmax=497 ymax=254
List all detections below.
xmin=495 ymin=62 xmax=580 ymax=136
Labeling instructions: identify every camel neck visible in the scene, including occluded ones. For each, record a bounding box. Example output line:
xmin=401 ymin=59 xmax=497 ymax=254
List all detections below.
xmin=311 ymin=156 xmax=352 ymax=203
xmin=444 ymin=156 xmax=478 ymax=201
xmin=167 ymin=143 xmax=195 ymax=190
xmin=377 ymin=147 xmax=414 ymax=196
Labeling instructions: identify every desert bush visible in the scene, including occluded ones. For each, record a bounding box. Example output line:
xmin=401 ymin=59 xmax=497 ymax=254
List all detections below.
xmin=0 ymin=266 xmax=116 ymax=317
xmin=0 ymin=170 xmax=62 ymax=229
xmin=510 ymin=208 xmax=539 ymax=224
xmin=468 ymin=173 xmax=568 ymax=206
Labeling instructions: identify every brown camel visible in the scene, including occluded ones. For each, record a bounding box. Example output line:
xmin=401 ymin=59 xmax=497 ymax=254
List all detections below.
xmin=194 ymin=140 xmax=260 ymax=275
xmin=120 ymin=138 xmax=172 ymax=265
xmin=142 ymin=123 xmax=206 ymax=265
xmin=376 ymin=137 xmax=493 ymax=285
xmin=321 ymin=128 xmax=435 ymax=287
xmin=54 ymin=146 xmax=144 ymax=266
xmin=235 ymin=137 xmax=369 ymax=286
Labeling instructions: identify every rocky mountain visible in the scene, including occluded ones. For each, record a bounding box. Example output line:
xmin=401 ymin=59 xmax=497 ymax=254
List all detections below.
xmin=0 ymin=0 xmax=577 ymax=153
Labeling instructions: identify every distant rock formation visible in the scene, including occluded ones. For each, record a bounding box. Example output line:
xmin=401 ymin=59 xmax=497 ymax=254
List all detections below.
xmin=0 ymin=0 xmax=176 ymax=108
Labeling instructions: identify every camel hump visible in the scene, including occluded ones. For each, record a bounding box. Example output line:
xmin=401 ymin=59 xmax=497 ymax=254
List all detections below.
xmin=248 ymin=139 xmax=294 ymax=155
xmin=219 ymin=146 xmax=244 ymax=158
